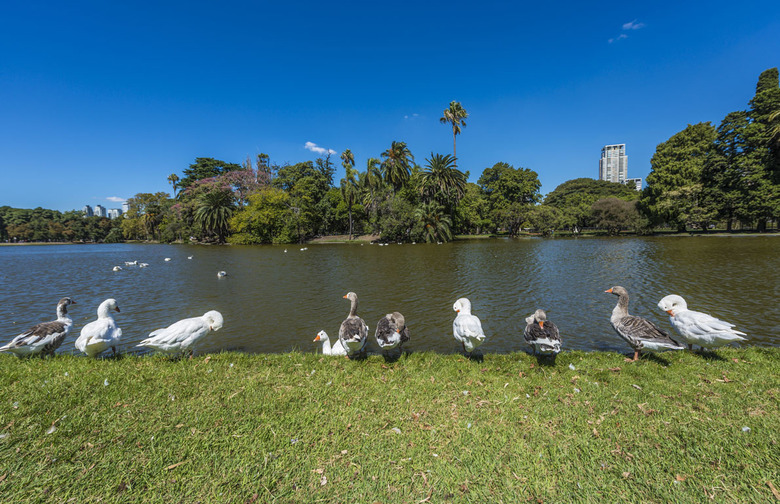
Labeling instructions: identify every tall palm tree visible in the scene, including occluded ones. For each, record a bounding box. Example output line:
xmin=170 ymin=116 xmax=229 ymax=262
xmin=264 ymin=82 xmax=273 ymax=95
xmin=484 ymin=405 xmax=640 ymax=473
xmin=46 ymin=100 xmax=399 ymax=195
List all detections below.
xmin=415 ymin=201 xmax=453 ymax=243
xmin=439 ymin=101 xmax=468 ymax=167
xmin=419 ymin=153 xmax=467 ymax=207
xmin=340 ymin=149 xmax=358 ymax=239
xmin=381 ymin=141 xmax=415 ymax=193
xmin=359 ymin=158 xmax=384 ymax=233
xmin=194 ymin=189 xmax=235 ymax=243
xmin=167 ymin=173 xmax=180 ymax=198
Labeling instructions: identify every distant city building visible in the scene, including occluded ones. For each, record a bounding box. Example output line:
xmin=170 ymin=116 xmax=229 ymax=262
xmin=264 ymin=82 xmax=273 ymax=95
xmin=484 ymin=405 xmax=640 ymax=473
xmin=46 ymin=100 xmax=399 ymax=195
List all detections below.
xmin=108 ymin=208 xmax=123 ymax=219
xmin=94 ymin=204 xmax=107 ymax=218
xmin=599 ymin=144 xmax=628 ymax=184
xmin=121 ymin=202 xmax=129 ymax=214
xmin=82 ymin=205 xmax=93 ymax=217
xmin=625 ymin=177 xmax=643 ymax=191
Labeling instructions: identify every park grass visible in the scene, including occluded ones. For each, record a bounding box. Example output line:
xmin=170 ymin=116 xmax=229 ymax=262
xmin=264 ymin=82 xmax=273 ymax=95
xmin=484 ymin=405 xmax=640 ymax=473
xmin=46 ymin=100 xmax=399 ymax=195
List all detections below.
xmin=0 ymin=348 xmax=778 ymax=503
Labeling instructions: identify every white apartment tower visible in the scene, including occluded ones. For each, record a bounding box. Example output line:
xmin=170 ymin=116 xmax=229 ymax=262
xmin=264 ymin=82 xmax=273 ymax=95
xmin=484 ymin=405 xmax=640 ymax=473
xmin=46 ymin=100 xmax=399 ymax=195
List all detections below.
xmin=599 ymin=144 xmax=628 ymax=184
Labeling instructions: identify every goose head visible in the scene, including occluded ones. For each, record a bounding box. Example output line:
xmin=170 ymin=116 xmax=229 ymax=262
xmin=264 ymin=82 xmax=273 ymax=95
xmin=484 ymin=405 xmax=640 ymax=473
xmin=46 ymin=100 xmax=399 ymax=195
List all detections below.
xmin=657 ymin=294 xmax=687 ymax=317
xmin=605 ymin=286 xmax=628 ymax=298
xmin=202 ymin=310 xmax=224 ymax=331
xmin=98 ymin=298 xmax=120 ymax=317
xmin=57 ymin=297 xmax=76 ymax=315
xmin=453 ymin=298 xmax=472 ymax=315
xmin=531 ymin=309 xmax=548 ymax=328
xmin=313 ymin=330 xmax=330 ymax=343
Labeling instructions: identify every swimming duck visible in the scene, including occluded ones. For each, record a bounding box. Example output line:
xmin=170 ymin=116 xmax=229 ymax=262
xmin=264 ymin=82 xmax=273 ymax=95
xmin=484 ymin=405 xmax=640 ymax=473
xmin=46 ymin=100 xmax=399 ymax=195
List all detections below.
xmin=75 ymin=298 xmax=122 ymax=357
xmin=137 ymin=310 xmax=223 ymax=358
xmin=217 ymin=271 xmax=227 ymax=278
xmin=375 ymin=312 xmax=411 ymax=354
xmin=523 ymin=309 xmax=562 ymax=356
xmin=657 ymin=294 xmax=747 ymax=350
xmin=313 ymin=330 xmax=347 ymax=356
xmin=0 ymin=298 xmax=76 ymax=357
xmin=452 ymin=298 xmax=487 ymax=356
xmin=338 ymin=292 xmax=368 ymax=357
xmin=606 ymin=286 xmax=684 ymax=361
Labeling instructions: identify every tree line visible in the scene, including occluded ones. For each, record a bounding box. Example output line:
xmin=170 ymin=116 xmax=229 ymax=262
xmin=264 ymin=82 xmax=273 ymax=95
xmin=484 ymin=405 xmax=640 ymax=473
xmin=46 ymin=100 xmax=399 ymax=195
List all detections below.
xmin=2 ymin=71 xmax=776 ymax=244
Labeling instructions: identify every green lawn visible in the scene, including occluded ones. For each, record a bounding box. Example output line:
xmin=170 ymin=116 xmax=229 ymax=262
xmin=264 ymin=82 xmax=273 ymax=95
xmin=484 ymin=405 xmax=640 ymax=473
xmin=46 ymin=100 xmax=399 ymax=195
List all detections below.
xmin=1 ymin=348 xmax=778 ymax=503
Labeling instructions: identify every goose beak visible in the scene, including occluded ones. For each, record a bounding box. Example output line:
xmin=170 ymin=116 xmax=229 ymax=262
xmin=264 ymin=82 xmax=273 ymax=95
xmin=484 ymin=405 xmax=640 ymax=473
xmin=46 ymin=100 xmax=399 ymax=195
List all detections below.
xmin=313 ymin=335 xmax=321 ymax=342
xmin=343 ymin=294 xmax=348 ymax=299
xmin=456 ymin=309 xmax=460 ymax=313
xmin=666 ymin=310 xmax=674 ymax=317
xmin=115 ymin=307 xmax=121 ymax=313
xmin=539 ymin=321 xmax=544 ymax=329
xmin=604 ymin=288 xmax=613 ymax=293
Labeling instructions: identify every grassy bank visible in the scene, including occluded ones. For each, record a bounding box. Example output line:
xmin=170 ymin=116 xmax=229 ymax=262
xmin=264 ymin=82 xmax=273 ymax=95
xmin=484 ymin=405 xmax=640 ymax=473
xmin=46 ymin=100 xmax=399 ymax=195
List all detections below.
xmin=1 ymin=348 xmax=778 ymax=503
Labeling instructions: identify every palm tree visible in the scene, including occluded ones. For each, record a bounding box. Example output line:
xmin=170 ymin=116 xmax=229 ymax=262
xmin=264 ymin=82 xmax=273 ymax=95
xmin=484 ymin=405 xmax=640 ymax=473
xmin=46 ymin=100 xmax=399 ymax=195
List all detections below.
xmin=167 ymin=173 xmax=180 ymax=198
xmin=340 ymin=149 xmax=358 ymax=239
xmin=419 ymin=153 xmax=467 ymax=208
xmin=381 ymin=141 xmax=415 ymax=193
xmin=194 ymin=189 xmax=235 ymax=243
xmin=439 ymin=101 xmax=468 ymax=167
xmin=359 ymin=158 xmax=384 ymax=233
xmin=415 ymin=201 xmax=453 ymax=243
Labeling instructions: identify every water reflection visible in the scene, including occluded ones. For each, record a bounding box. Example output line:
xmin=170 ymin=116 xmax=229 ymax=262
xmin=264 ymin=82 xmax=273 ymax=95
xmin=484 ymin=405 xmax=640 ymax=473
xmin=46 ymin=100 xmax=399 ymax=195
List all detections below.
xmin=0 ymin=236 xmax=777 ymax=356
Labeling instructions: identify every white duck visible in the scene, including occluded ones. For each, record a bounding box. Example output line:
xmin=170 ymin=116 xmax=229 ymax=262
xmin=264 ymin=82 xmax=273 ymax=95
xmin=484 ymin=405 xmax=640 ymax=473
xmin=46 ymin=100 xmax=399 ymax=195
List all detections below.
xmin=452 ymin=298 xmax=487 ymax=356
xmin=657 ymin=294 xmax=747 ymax=350
xmin=606 ymin=286 xmax=685 ymax=361
xmin=313 ymin=330 xmax=347 ymax=356
xmin=75 ymin=298 xmax=122 ymax=357
xmin=112 ymin=266 xmax=123 ymax=271
xmin=338 ymin=292 xmax=369 ymax=357
xmin=217 ymin=271 xmax=227 ymax=278
xmin=137 ymin=310 xmax=223 ymax=358
xmin=375 ymin=312 xmax=411 ymax=354
xmin=523 ymin=309 xmax=562 ymax=357
xmin=0 ymin=298 xmax=76 ymax=357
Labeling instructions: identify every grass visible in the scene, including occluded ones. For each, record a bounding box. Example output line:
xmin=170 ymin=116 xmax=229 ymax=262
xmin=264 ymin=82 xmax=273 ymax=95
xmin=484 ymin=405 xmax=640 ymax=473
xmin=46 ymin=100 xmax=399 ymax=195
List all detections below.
xmin=0 ymin=348 xmax=778 ymax=503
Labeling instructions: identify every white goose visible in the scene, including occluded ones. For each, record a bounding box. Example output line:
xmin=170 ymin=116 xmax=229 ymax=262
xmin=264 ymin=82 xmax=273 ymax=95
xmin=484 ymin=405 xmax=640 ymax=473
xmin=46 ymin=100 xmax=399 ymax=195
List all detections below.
xmin=0 ymin=298 xmax=76 ymax=357
xmin=452 ymin=298 xmax=487 ymax=356
xmin=75 ymin=299 xmax=122 ymax=357
xmin=137 ymin=310 xmax=223 ymax=358
xmin=657 ymin=294 xmax=747 ymax=350
xmin=338 ymin=292 xmax=369 ymax=357
xmin=313 ymin=330 xmax=347 ymax=356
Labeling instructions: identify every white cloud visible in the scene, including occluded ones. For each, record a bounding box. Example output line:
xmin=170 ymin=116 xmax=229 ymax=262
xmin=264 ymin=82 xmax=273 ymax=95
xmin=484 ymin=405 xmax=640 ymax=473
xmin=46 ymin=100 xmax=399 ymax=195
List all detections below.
xmin=404 ymin=113 xmax=420 ymax=120
xmin=622 ymin=20 xmax=645 ymax=30
xmin=105 ymin=196 xmax=126 ymax=203
xmin=608 ymin=33 xmax=629 ymax=43
xmin=304 ymin=141 xmax=336 ymax=156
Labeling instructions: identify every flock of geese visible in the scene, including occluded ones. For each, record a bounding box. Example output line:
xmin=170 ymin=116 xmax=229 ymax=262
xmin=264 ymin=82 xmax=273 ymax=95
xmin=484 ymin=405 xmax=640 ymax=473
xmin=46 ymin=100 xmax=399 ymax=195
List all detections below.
xmin=0 ymin=283 xmax=747 ymax=362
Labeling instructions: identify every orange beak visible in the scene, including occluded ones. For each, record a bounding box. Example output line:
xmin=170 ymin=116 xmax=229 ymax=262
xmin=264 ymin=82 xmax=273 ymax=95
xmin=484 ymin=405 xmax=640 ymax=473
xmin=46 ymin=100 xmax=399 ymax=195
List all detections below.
xmin=539 ymin=321 xmax=544 ymax=329
xmin=342 ymin=294 xmax=348 ymax=299
xmin=456 ymin=309 xmax=460 ymax=313
xmin=604 ymin=288 xmax=613 ymax=293
xmin=313 ymin=335 xmax=321 ymax=342
xmin=666 ymin=310 xmax=674 ymax=317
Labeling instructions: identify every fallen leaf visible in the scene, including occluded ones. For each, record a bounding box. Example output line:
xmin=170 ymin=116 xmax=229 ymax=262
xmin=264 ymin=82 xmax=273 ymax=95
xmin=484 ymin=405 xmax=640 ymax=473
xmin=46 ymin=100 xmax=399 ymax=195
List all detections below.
xmin=609 ymin=367 xmax=621 ymax=372
xmin=165 ymin=461 xmax=188 ymax=470
xmin=622 ymin=472 xmax=631 ymax=479
xmin=0 ymin=474 xmax=6 ymax=483
xmin=313 ymin=468 xmax=324 ymax=474
xmin=676 ymin=474 xmax=686 ymax=482
xmin=175 ymin=424 xmax=184 ymax=429
xmin=245 ymin=493 xmax=259 ymax=504
xmin=632 ymin=384 xmax=642 ymax=390
xmin=768 ymin=481 xmax=780 ymax=500
xmin=340 ymin=450 xmax=348 ymax=455
xmin=320 ymin=474 xmax=327 ymax=486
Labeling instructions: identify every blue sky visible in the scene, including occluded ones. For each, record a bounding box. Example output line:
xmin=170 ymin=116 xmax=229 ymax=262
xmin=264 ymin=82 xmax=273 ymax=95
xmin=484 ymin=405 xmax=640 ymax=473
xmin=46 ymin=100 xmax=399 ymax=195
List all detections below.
xmin=1 ymin=0 xmax=779 ymax=212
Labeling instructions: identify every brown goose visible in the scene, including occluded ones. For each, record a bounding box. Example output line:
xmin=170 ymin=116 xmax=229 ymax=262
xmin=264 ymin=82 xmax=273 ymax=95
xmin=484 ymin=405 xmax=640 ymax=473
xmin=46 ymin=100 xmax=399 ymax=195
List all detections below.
xmin=0 ymin=298 xmax=76 ymax=357
xmin=338 ymin=292 xmax=368 ymax=357
xmin=523 ymin=309 xmax=562 ymax=356
xmin=605 ymin=286 xmax=684 ymax=361
xmin=375 ymin=312 xmax=411 ymax=354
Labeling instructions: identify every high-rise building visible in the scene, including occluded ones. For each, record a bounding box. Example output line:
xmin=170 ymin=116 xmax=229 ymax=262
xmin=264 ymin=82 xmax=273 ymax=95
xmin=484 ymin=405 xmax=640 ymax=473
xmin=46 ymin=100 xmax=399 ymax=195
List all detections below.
xmin=94 ymin=204 xmax=107 ymax=218
xmin=108 ymin=208 xmax=122 ymax=219
xmin=625 ymin=178 xmax=642 ymax=191
xmin=121 ymin=202 xmax=129 ymax=214
xmin=599 ymin=144 xmax=628 ymax=184
xmin=82 ymin=205 xmax=93 ymax=217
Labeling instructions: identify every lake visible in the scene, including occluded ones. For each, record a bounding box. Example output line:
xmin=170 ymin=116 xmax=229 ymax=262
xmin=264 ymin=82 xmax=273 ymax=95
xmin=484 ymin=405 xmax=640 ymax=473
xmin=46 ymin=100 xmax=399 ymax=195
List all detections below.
xmin=0 ymin=236 xmax=777 ymax=356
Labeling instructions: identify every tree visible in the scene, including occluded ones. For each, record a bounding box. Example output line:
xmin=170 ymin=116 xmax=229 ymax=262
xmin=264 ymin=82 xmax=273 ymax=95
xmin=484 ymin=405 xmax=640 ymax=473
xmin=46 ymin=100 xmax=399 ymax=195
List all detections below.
xmin=478 ymin=162 xmax=541 ymax=233
xmin=178 ymin=157 xmax=242 ymax=191
xmin=440 ymin=101 xmax=468 ymax=167
xmin=419 ymin=153 xmax=467 ymax=210
xmin=528 ymin=205 xmax=561 ymax=236
xmin=229 ymin=187 xmax=293 ymax=244
xmin=359 ymin=158 xmax=386 ymax=234
xmin=167 ymin=173 xmax=180 ymax=197
xmin=194 ymin=188 xmax=235 ymax=243
xmin=545 ymin=177 xmax=639 ymax=230
xmin=381 ymin=141 xmax=415 ymax=193
xmin=591 ymin=198 xmax=640 ymax=235
xmin=415 ymin=201 xmax=453 ymax=243
xmin=454 ymin=183 xmax=492 ymax=235
xmin=640 ymin=122 xmax=717 ymax=231
xmin=340 ymin=149 xmax=358 ymax=239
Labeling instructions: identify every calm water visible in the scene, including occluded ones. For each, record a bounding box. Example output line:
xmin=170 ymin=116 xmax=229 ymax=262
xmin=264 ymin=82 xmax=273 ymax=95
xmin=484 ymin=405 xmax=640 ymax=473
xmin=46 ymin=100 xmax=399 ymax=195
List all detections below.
xmin=0 ymin=237 xmax=777 ymax=356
